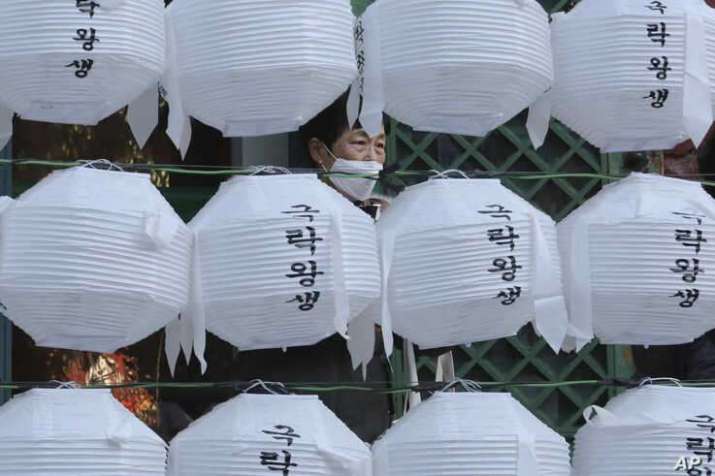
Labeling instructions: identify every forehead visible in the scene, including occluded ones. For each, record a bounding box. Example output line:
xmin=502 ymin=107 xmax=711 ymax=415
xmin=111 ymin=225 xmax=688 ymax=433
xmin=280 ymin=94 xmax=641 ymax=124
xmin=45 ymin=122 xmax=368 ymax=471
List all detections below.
xmin=340 ymin=127 xmax=386 ymax=140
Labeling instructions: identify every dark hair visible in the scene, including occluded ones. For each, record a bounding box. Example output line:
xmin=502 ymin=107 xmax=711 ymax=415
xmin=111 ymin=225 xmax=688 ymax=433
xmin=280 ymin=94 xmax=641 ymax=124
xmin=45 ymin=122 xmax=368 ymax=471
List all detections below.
xmin=294 ymin=88 xmax=389 ymax=170
xmin=299 ymin=90 xmax=355 ymax=151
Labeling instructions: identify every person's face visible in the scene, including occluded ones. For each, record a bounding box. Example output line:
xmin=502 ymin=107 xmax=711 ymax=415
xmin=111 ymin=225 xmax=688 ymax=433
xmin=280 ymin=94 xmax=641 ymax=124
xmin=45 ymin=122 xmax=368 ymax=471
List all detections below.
xmin=309 ymin=126 xmax=386 ymax=170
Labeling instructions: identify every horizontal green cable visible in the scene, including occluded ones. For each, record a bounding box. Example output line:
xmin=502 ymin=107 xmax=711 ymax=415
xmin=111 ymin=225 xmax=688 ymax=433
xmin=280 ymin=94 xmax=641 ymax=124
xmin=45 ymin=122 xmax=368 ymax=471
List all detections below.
xmin=4 ymin=158 xmax=715 ymax=187
xmin=0 ymin=378 xmax=710 ymax=393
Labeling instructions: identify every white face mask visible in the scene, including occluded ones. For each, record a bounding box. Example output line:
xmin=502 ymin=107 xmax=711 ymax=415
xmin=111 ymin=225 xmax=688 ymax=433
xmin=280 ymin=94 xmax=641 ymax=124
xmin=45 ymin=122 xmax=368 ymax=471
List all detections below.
xmin=323 ymin=145 xmax=383 ymax=202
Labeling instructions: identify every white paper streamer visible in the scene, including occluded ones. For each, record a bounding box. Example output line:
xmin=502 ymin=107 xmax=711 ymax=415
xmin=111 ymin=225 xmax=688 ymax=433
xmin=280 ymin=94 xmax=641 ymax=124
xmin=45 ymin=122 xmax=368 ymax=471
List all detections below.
xmin=530 ymin=214 xmax=568 ymax=353
xmin=163 ymin=6 xmax=192 ymax=159
xmin=357 ymin=3 xmax=386 ymax=136
xmin=127 ymin=86 xmax=159 ymax=149
xmin=0 ymin=105 xmax=11 ymax=153
xmin=526 ymin=93 xmax=552 ymax=150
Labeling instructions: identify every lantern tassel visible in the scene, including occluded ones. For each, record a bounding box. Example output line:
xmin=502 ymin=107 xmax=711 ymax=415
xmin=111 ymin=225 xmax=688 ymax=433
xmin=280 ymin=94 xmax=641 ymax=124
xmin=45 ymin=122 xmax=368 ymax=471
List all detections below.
xmin=163 ymin=7 xmax=192 ymax=159
xmin=346 ymin=315 xmax=375 ymax=379
xmin=164 ymin=318 xmax=182 ymax=376
xmin=356 ymin=3 xmax=386 ymax=137
xmin=526 ymin=93 xmax=551 ymax=150
xmin=0 ymin=105 xmax=12 ymax=153
xmin=530 ymin=215 xmax=569 ymax=353
xmin=126 ymin=85 xmax=159 ymax=149
xmin=378 ymin=233 xmax=395 ymax=359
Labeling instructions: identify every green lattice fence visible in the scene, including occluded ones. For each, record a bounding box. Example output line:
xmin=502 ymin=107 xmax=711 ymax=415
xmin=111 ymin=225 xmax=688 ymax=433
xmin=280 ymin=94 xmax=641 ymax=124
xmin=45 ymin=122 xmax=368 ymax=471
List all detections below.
xmin=353 ymin=0 xmax=636 ymax=438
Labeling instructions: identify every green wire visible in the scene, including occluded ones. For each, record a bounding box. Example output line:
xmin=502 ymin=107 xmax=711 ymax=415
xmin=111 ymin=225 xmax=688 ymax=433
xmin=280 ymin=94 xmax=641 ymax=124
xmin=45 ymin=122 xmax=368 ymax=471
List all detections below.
xmin=5 ymin=159 xmax=715 ymax=187
xmin=0 ymin=378 xmax=710 ymax=393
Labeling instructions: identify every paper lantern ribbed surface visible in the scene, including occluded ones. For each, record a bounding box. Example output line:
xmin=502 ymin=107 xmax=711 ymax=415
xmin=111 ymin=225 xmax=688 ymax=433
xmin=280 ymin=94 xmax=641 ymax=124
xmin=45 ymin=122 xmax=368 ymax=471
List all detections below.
xmin=559 ymin=173 xmax=715 ymax=351
xmin=361 ymin=0 xmax=552 ymax=144
xmin=373 ymin=392 xmax=570 ymax=476
xmin=168 ymin=393 xmax=372 ymax=476
xmin=551 ymin=0 xmax=715 ymax=152
xmin=181 ymin=174 xmax=380 ymax=359
xmin=0 ymin=388 xmax=167 ymax=475
xmin=0 ymin=0 xmax=165 ymax=143
xmin=574 ymin=385 xmax=715 ymax=476
xmin=164 ymin=0 xmax=356 ymax=149
xmin=377 ymin=178 xmax=568 ymax=352
xmin=0 ymin=165 xmax=191 ymax=352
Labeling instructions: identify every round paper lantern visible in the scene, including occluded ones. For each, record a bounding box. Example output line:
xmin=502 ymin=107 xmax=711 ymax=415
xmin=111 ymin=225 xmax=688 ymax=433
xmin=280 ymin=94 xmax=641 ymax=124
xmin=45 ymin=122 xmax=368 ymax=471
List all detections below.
xmin=354 ymin=0 xmax=553 ymax=146
xmin=0 ymin=0 xmax=165 ymax=148
xmin=373 ymin=390 xmax=570 ymax=476
xmin=0 ymin=388 xmax=166 ymax=476
xmin=559 ymin=173 xmax=715 ymax=351
xmin=574 ymin=384 xmax=715 ymax=476
xmin=551 ymin=0 xmax=715 ymax=152
xmin=0 ymin=164 xmax=191 ymax=353
xmin=168 ymin=174 xmax=380 ymax=369
xmin=163 ymin=0 xmax=357 ymax=155
xmin=168 ymin=393 xmax=372 ymax=476
xmin=377 ymin=177 xmax=568 ymax=353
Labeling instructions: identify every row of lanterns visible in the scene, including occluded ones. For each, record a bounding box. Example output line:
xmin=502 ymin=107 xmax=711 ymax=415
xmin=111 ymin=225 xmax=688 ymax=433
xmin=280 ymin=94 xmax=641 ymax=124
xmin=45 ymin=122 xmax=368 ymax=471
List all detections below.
xmin=0 ymin=383 xmax=706 ymax=476
xmin=0 ymin=165 xmax=713 ymax=370
xmin=1 ymin=0 xmax=715 ymax=154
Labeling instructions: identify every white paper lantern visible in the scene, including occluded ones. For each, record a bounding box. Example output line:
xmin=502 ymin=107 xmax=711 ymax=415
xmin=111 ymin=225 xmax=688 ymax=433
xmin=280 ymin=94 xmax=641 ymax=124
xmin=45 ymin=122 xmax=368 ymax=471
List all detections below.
xmin=352 ymin=0 xmax=553 ymax=147
xmin=163 ymin=0 xmax=357 ymax=155
xmin=0 ymin=0 xmax=166 ymax=148
xmin=168 ymin=393 xmax=372 ymax=476
xmin=373 ymin=391 xmax=570 ymax=476
xmin=0 ymin=164 xmax=191 ymax=353
xmin=0 ymin=388 xmax=166 ymax=476
xmin=559 ymin=173 xmax=715 ymax=351
xmin=551 ymin=0 xmax=715 ymax=152
xmin=574 ymin=384 xmax=715 ymax=476
xmin=376 ymin=177 xmax=568 ymax=353
xmin=167 ymin=174 xmax=380 ymax=371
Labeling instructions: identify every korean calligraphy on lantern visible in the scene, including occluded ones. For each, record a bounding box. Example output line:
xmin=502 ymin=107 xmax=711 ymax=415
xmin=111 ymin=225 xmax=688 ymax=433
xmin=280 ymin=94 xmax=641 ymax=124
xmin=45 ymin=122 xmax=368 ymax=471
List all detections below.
xmin=283 ymin=205 xmax=323 ymax=312
xmin=480 ymin=204 xmax=523 ymax=306
xmin=671 ymin=212 xmax=707 ymax=308
xmin=260 ymin=425 xmax=302 ymax=475
xmin=680 ymin=415 xmax=715 ymax=476
xmin=66 ymin=1 xmax=101 ymax=79
xmin=354 ymin=17 xmax=367 ymax=96
xmin=642 ymin=1 xmax=671 ymax=109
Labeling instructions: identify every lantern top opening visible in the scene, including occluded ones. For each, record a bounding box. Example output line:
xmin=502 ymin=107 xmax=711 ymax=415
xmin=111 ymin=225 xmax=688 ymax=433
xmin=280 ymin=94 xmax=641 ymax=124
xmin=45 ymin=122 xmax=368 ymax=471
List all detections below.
xmin=65 ymin=166 xmax=152 ymax=182
xmin=408 ymin=177 xmax=503 ymax=192
xmin=606 ymin=172 xmax=705 ymax=191
xmin=223 ymin=173 xmax=319 ymax=186
xmin=25 ymin=388 xmax=112 ymax=397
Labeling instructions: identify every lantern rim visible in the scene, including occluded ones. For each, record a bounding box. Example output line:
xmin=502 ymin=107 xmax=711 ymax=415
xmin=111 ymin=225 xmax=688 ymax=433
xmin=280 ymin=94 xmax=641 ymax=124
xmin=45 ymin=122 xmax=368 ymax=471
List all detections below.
xmin=407 ymin=177 xmax=503 ymax=192
xmin=24 ymin=388 xmax=113 ymax=397
xmin=65 ymin=166 xmax=153 ymax=183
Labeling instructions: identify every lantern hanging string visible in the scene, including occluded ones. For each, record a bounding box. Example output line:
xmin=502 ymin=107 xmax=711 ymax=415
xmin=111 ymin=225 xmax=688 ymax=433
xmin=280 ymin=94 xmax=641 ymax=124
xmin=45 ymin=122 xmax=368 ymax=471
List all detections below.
xmin=2 ymin=377 xmax=715 ymax=393
xmin=4 ymin=158 xmax=715 ymax=187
